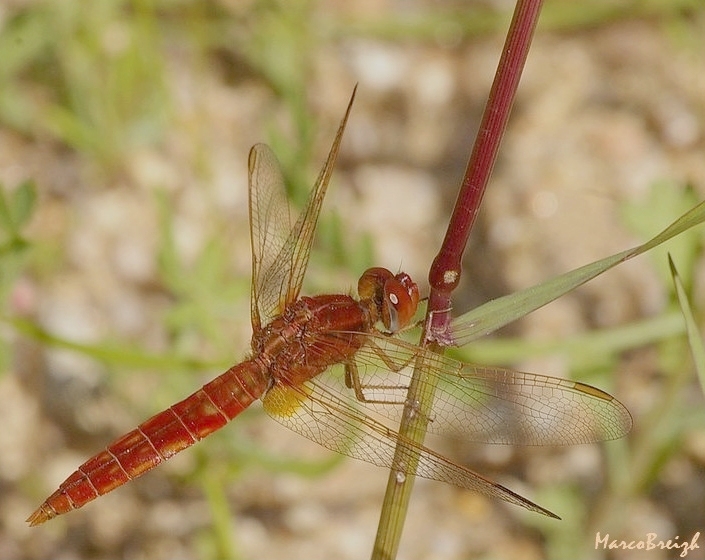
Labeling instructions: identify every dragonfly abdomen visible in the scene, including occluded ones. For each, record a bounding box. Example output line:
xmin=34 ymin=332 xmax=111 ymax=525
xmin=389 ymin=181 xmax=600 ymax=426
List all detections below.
xmin=27 ymin=360 xmax=268 ymax=525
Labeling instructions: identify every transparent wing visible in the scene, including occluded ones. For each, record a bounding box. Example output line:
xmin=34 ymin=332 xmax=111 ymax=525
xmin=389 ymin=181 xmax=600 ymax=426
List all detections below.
xmin=262 ymin=379 xmax=558 ymax=518
xmin=311 ymin=333 xmax=632 ymax=446
xmin=248 ymin=144 xmax=293 ymax=331
xmin=248 ymin=88 xmax=357 ymax=329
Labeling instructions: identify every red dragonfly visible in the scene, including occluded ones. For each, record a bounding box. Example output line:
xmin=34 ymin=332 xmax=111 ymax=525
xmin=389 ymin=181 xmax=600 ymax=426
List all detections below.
xmin=28 ymin=89 xmax=631 ymax=525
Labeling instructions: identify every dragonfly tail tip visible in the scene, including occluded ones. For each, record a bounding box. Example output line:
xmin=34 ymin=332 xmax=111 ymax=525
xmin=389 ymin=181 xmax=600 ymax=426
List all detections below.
xmin=26 ymin=505 xmax=53 ymax=527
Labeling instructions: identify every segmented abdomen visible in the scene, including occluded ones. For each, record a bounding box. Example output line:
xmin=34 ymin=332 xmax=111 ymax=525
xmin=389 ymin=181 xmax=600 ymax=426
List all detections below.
xmin=27 ymin=360 xmax=268 ymax=525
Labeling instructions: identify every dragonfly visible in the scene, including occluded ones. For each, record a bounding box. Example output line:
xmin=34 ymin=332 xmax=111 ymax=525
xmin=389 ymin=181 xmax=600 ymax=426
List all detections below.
xmin=28 ymin=87 xmax=631 ymax=525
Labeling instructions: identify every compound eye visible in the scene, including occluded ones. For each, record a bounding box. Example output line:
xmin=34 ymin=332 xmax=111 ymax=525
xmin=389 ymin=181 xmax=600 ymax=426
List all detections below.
xmin=358 ymin=267 xmax=394 ymax=302
xmin=381 ymin=273 xmax=420 ymax=332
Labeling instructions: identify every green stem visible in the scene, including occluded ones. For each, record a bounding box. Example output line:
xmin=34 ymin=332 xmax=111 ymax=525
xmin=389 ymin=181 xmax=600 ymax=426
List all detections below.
xmin=371 ymin=1 xmax=544 ymax=558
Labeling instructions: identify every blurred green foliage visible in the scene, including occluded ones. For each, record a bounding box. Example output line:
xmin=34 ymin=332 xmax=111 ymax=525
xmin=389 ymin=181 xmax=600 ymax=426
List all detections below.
xmin=0 ymin=1 xmax=170 ymax=170
xmin=0 ymin=180 xmax=36 ymax=366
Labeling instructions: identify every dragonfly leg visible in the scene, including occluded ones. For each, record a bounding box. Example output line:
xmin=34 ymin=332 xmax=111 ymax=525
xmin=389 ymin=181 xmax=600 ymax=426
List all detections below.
xmin=344 ymin=339 xmax=418 ymax=405
xmin=367 ymin=337 xmax=417 ymax=372
xmin=344 ymin=361 xmax=407 ymax=404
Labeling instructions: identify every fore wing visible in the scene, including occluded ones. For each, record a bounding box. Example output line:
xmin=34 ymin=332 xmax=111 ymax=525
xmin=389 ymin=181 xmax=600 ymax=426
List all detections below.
xmin=311 ymin=332 xmax=632 ymax=446
xmin=248 ymin=87 xmax=357 ymax=330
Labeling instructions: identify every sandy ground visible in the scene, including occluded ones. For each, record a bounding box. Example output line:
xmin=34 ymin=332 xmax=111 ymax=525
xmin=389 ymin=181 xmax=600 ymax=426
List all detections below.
xmin=1 ymin=3 xmax=705 ymax=560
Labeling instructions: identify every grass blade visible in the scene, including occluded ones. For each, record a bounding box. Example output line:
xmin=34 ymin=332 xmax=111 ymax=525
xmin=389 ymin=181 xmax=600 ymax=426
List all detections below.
xmin=452 ymin=200 xmax=705 ymax=345
xmin=669 ymin=254 xmax=705 ymax=396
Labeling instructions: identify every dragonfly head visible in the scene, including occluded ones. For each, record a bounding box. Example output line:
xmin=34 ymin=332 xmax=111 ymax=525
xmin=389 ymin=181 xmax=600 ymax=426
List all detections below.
xmin=358 ymin=267 xmax=420 ymax=333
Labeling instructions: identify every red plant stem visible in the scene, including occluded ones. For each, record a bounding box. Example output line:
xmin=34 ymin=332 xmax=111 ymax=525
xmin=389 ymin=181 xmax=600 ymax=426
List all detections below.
xmin=372 ymin=3 xmax=546 ymax=559
xmin=426 ymin=0 xmax=544 ymax=345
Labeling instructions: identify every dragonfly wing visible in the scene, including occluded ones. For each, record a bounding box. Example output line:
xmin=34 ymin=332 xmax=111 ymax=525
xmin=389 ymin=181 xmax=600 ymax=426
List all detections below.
xmin=262 ymin=378 xmax=558 ymax=518
xmin=312 ymin=333 xmax=632 ymax=446
xmin=248 ymin=144 xmax=293 ymax=331
xmin=248 ymin=88 xmax=357 ymax=328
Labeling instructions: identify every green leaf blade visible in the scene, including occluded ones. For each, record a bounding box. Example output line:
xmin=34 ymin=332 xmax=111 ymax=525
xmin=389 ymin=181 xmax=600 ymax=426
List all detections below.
xmin=669 ymin=254 xmax=705 ymax=396
xmin=451 ymin=200 xmax=705 ymax=344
